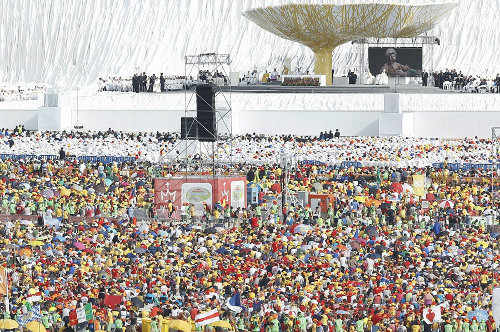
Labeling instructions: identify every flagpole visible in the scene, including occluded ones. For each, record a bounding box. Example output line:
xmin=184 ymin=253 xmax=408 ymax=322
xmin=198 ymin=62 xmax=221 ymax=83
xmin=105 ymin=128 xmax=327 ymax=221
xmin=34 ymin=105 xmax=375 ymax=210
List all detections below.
xmin=5 ymin=251 xmax=10 ymax=316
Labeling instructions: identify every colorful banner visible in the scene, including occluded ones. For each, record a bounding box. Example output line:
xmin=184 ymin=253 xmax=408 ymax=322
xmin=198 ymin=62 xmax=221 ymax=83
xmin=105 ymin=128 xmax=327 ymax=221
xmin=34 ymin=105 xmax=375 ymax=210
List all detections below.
xmin=195 ymin=309 xmax=220 ymax=327
xmin=231 ymin=181 xmax=245 ymax=209
xmin=84 ymin=303 xmax=94 ymax=321
xmin=75 ymin=303 xmax=93 ymax=324
xmin=182 ymin=183 xmax=212 ymax=216
xmin=154 ymin=177 xmax=247 ymax=218
xmin=76 ymin=306 xmax=86 ymax=324
xmin=18 ymin=304 xmax=42 ymax=326
xmin=423 ymin=305 xmax=442 ymax=324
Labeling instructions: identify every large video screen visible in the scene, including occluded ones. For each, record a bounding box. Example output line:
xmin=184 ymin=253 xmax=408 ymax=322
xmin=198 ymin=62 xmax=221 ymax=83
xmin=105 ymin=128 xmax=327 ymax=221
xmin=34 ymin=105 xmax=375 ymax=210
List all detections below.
xmin=368 ymin=47 xmax=422 ymax=77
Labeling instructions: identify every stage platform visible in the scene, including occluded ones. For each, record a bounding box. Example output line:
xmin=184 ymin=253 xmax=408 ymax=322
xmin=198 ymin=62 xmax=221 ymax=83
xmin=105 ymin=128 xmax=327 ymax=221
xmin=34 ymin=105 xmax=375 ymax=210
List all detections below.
xmin=225 ymin=85 xmax=449 ymax=94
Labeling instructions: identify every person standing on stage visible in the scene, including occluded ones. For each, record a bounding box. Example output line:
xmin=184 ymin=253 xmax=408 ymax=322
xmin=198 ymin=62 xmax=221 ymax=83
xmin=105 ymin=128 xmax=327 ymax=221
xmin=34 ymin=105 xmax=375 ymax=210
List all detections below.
xmin=141 ymin=72 xmax=147 ymax=92
xmin=132 ymin=74 xmax=139 ymax=93
xmin=160 ymin=73 xmax=165 ymax=92
xmin=422 ymin=71 xmax=428 ymax=87
xmin=149 ymin=74 xmax=156 ymax=92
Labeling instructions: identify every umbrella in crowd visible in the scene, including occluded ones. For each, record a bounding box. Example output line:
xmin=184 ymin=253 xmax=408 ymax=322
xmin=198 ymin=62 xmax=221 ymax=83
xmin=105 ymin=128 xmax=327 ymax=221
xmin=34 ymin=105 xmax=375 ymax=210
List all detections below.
xmin=294 ymin=224 xmax=312 ymax=234
xmin=73 ymin=241 xmax=85 ymax=250
xmin=0 ymin=319 xmax=19 ymax=330
xmin=166 ymin=320 xmax=191 ymax=332
xmin=391 ymin=182 xmax=403 ymax=194
xmin=467 ymin=309 xmax=489 ymax=322
xmin=131 ymin=297 xmax=144 ymax=308
xmin=439 ymin=200 xmax=455 ymax=208
xmin=210 ymin=320 xmax=233 ymax=330
xmin=41 ymin=188 xmax=55 ymax=199
xmin=26 ymin=321 xmax=47 ymax=332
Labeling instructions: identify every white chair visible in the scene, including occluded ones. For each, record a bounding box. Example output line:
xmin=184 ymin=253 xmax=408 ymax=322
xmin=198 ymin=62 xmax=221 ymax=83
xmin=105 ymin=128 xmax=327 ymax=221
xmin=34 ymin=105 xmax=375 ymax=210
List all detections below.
xmin=465 ymin=80 xmax=479 ymax=93
xmin=443 ymin=81 xmax=452 ymax=90
xmin=364 ymin=72 xmax=376 ymax=85
xmin=376 ymin=72 xmax=389 ymax=85
xmin=478 ymin=84 xmax=488 ymax=94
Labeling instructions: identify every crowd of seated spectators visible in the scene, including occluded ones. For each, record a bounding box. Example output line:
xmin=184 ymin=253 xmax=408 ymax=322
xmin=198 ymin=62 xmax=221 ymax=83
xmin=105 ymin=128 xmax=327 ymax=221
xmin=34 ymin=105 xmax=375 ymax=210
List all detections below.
xmin=198 ymin=70 xmax=228 ymax=86
xmin=97 ymin=76 xmax=132 ymax=92
xmin=319 ymin=129 xmax=341 ymax=140
xmin=97 ymin=74 xmax=189 ymax=93
xmin=97 ymin=70 xmax=231 ymax=93
xmin=239 ymin=70 xmax=259 ymax=85
xmin=432 ymin=69 xmax=500 ymax=93
xmin=0 ymin=84 xmax=47 ymax=102
xmin=239 ymin=68 xmax=290 ymax=85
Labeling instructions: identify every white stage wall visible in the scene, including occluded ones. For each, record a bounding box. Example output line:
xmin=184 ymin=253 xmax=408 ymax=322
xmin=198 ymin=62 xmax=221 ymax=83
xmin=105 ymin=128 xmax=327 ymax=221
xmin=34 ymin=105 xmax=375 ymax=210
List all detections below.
xmin=75 ymin=109 xmax=185 ymax=132
xmin=53 ymin=109 xmax=500 ymax=138
xmin=1 ymin=92 xmax=500 ymax=138
xmin=400 ymin=94 xmax=500 ymax=112
xmin=412 ymin=112 xmax=500 ymax=138
xmin=234 ymin=110 xmax=380 ymax=136
xmin=61 ymin=91 xmax=500 ymax=113
xmin=0 ymin=109 xmax=39 ymax=130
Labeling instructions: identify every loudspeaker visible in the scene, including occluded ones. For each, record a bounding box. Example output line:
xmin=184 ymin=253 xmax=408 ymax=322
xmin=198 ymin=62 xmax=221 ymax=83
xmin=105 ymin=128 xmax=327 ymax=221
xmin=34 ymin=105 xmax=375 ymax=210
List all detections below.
xmin=196 ymin=84 xmax=216 ymax=142
xmin=181 ymin=117 xmax=197 ymax=139
xmin=196 ymin=84 xmax=215 ymax=111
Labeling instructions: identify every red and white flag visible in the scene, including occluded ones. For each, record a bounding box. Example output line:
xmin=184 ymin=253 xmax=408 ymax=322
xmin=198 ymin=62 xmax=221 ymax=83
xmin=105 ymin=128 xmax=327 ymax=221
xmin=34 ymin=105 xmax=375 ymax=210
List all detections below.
xmin=26 ymin=292 xmax=42 ymax=303
xmin=195 ymin=309 xmax=220 ymax=326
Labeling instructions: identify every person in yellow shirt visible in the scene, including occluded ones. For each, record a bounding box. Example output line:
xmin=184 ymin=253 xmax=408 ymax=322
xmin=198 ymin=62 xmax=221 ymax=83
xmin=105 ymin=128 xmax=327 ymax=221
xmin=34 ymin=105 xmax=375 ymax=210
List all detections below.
xmin=56 ymin=207 xmax=63 ymax=218
xmin=262 ymin=71 xmax=270 ymax=83
xmin=411 ymin=319 xmax=421 ymax=332
xmin=480 ymin=273 xmax=489 ymax=290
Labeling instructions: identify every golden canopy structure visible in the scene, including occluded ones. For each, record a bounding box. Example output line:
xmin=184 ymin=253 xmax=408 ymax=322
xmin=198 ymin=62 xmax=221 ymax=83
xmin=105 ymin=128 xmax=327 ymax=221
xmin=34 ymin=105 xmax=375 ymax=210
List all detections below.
xmin=243 ymin=0 xmax=457 ymax=85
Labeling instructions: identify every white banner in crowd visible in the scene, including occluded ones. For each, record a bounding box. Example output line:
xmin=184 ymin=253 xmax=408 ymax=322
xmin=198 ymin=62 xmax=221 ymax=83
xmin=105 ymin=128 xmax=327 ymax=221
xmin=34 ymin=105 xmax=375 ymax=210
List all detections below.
xmin=43 ymin=215 xmax=61 ymax=228
xmin=423 ymin=301 xmax=449 ymax=324
xmin=76 ymin=306 xmax=87 ymax=324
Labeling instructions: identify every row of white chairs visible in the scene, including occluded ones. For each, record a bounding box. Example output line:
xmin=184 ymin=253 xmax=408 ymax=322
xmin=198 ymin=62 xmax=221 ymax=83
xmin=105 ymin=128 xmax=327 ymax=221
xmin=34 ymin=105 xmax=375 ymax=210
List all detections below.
xmin=443 ymin=79 xmax=497 ymax=93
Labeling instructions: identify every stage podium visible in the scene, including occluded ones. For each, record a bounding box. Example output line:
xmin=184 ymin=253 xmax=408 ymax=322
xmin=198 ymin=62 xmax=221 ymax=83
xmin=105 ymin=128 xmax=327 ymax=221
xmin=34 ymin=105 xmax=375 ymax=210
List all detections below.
xmin=38 ymin=89 xmax=62 ymax=130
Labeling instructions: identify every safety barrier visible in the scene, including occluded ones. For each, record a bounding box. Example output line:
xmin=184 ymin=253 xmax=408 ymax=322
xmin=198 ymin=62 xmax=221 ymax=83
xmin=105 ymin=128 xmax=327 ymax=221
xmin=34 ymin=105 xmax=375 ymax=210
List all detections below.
xmin=0 ymin=154 xmax=136 ymax=164
xmin=1 ymin=154 xmax=497 ymax=170
xmin=298 ymin=159 xmax=499 ymax=170
xmin=432 ymin=162 xmax=499 ymax=170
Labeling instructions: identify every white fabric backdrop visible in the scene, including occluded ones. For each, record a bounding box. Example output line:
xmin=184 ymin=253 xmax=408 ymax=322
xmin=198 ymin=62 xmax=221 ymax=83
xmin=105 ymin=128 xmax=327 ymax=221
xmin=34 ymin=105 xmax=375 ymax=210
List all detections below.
xmin=0 ymin=0 xmax=498 ymax=87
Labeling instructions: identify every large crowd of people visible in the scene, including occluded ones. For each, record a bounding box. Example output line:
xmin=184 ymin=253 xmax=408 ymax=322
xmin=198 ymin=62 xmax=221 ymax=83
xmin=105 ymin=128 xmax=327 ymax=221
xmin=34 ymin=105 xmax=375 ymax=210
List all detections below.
xmin=0 ymin=127 xmax=498 ymax=332
xmin=1 ymin=128 xmax=497 ymax=167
